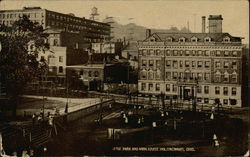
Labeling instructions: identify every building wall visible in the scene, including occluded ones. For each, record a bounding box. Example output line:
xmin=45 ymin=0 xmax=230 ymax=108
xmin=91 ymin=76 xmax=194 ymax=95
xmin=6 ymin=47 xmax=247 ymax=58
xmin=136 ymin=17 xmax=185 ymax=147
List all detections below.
xmin=0 ymin=7 xmax=110 ymax=43
xmin=138 ymin=37 xmax=243 ymax=107
xmin=38 ymin=46 xmax=67 ymax=77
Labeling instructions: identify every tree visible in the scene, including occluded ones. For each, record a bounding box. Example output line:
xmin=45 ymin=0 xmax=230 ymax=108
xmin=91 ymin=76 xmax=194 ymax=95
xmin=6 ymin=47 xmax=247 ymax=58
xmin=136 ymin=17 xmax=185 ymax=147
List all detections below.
xmin=0 ymin=15 xmax=49 ymax=116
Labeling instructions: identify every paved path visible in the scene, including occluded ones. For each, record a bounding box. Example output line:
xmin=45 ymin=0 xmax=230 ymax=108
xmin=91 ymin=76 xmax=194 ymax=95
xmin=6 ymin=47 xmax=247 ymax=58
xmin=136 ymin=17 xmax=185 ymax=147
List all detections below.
xmin=17 ymin=95 xmax=104 ymax=116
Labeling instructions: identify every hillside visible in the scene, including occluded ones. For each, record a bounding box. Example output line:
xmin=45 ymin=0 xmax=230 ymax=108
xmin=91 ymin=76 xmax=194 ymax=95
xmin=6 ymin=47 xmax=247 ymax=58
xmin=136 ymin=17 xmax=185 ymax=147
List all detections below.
xmin=103 ymin=19 xmax=191 ymax=41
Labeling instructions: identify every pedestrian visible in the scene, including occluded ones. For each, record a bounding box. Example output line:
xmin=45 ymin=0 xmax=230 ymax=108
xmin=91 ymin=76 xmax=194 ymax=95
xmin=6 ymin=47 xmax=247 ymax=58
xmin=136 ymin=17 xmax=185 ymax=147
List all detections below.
xmin=214 ymin=140 xmax=219 ymax=148
xmin=48 ymin=115 xmax=53 ymax=127
xmin=32 ymin=114 xmax=36 ymax=126
xmin=37 ymin=115 xmax=42 ymax=122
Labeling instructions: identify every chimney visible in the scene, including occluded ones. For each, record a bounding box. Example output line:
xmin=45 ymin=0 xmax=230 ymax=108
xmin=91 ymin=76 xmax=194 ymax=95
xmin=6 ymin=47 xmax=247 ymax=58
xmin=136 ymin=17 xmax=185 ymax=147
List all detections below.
xmin=202 ymin=16 xmax=206 ymax=33
xmin=146 ymin=29 xmax=151 ymax=38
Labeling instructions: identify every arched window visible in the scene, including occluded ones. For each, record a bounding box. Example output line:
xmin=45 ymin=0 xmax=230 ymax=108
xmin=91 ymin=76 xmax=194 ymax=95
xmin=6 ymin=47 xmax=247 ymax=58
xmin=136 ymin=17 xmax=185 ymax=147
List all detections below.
xmin=191 ymin=36 xmax=198 ymax=42
xmin=148 ymin=70 xmax=154 ymax=80
xmin=215 ymin=71 xmax=221 ymax=82
xmin=223 ymin=71 xmax=229 ymax=82
xmin=179 ymin=37 xmax=186 ymax=42
xmin=204 ymin=37 xmax=211 ymax=42
xmin=231 ymin=71 xmax=237 ymax=83
xmin=223 ymin=36 xmax=231 ymax=42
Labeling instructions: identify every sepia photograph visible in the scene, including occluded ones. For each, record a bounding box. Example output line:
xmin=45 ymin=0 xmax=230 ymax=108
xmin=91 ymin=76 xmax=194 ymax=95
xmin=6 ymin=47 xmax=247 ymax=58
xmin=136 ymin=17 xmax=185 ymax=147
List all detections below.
xmin=0 ymin=0 xmax=249 ymax=156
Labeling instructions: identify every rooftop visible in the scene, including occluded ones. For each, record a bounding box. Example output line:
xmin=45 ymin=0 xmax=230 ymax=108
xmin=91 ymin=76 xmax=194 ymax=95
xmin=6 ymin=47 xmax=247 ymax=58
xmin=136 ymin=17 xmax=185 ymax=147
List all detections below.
xmin=142 ymin=32 xmax=242 ymax=42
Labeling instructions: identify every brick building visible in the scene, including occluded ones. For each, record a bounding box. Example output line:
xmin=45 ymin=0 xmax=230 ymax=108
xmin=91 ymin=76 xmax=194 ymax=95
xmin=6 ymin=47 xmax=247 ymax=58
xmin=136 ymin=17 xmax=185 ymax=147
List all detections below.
xmin=0 ymin=7 xmax=111 ymax=85
xmin=0 ymin=7 xmax=110 ymax=42
xmin=138 ymin=15 xmax=246 ymax=107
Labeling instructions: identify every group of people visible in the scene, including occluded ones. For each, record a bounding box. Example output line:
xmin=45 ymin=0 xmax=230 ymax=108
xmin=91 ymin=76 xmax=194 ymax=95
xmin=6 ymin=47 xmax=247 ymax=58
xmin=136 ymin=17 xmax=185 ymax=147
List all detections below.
xmin=32 ymin=109 xmax=56 ymax=127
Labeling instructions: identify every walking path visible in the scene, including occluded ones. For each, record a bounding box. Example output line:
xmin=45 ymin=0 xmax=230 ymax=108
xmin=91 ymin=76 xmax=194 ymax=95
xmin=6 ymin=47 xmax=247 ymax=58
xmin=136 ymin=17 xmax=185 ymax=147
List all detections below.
xmin=17 ymin=95 xmax=105 ymax=116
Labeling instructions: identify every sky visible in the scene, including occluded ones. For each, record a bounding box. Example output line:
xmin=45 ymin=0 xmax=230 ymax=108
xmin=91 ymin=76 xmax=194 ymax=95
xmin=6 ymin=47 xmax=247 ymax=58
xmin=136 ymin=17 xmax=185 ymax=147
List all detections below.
xmin=0 ymin=0 xmax=249 ymax=43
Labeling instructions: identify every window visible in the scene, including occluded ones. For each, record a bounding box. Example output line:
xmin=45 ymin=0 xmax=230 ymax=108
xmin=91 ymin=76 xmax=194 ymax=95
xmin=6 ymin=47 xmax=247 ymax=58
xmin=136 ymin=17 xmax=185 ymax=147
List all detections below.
xmin=53 ymin=39 xmax=58 ymax=46
xmin=59 ymin=66 xmax=63 ymax=73
xmin=192 ymin=50 xmax=196 ymax=56
xmin=59 ymin=56 xmax=63 ymax=62
xmin=179 ymin=72 xmax=183 ymax=79
xmin=166 ymin=50 xmax=171 ymax=56
xmin=204 ymin=37 xmax=211 ymax=42
xmin=223 ymin=99 xmax=228 ymax=105
xmin=155 ymin=70 xmax=161 ymax=79
xmin=88 ymin=71 xmax=92 ymax=77
xmin=198 ymin=61 xmax=202 ymax=68
xmin=204 ymin=98 xmax=209 ymax=103
xmin=223 ymin=37 xmax=230 ymax=42
xmin=75 ymin=42 xmax=79 ymax=49
xmin=197 ymin=86 xmax=202 ymax=93
xmin=166 ymin=60 xmax=171 ymax=67
xmin=197 ymin=73 xmax=203 ymax=80
xmin=149 ymin=49 xmax=154 ymax=55
xmin=179 ymin=37 xmax=185 ymax=42
xmin=232 ymin=61 xmax=237 ymax=69
xmin=80 ymin=71 xmax=83 ymax=75
xmin=185 ymin=51 xmax=190 ymax=56
xmin=192 ymin=61 xmax=196 ymax=68
xmin=224 ymin=72 xmax=229 ymax=82
xmin=166 ymin=84 xmax=171 ymax=92
xmin=173 ymin=60 xmax=178 ymax=68
xmin=215 ymin=87 xmax=220 ymax=95
xmin=215 ymin=61 xmax=221 ymax=68
xmin=197 ymin=51 xmax=203 ymax=56
xmin=204 ymin=86 xmax=209 ymax=94
xmin=204 ymin=73 xmax=210 ymax=81
xmin=224 ymin=51 xmax=229 ymax=56
xmin=191 ymin=37 xmax=197 ymax=42
xmin=173 ymin=50 xmax=178 ymax=56
xmin=232 ymin=51 xmax=237 ymax=57
xmin=173 ymin=72 xmax=178 ymax=80
xmin=142 ymin=60 xmax=147 ymax=66
xmin=223 ymin=87 xmax=228 ymax=95
xmin=205 ymin=50 xmax=210 ymax=56
xmin=156 ymin=60 xmax=161 ymax=68
xmin=156 ymin=83 xmax=160 ymax=91
xmin=232 ymin=87 xmax=237 ymax=96
xmin=166 ymin=37 xmax=172 ymax=42
xmin=156 ymin=50 xmax=161 ymax=56
xmin=179 ymin=51 xmax=183 ymax=56
xmin=179 ymin=61 xmax=183 ymax=68
xmin=231 ymin=72 xmax=237 ymax=83
xmin=172 ymin=85 xmax=177 ymax=92
xmin=141 ymin=71 xmax=147 ymax=79
xmin=185 ymin=61 xmax=190 ymax=67
xmin=216 ymin=51 xmax=221 ymax=56
xmin=148 ymin=71 xmax=154 ymax=80
xmin=141 ymin=83 xmax=146 ymax=91
xmin=149 ymin=60 xmax=154 ymax=67
xmin=149 ymin=83 xmax=153 ymax=91
xmin=224 ymin=61 xmax=229 ymax=68
xmin=166 ymin=72 xmax=171 ymax=80
xmin=215 ymin=73 xmax=221 ymax=82
xmin=197 ymin=97 xmax=202 ymax=102
xmin=205 ymin=61 xmax=210 ymax=68
xmin=94 ymin=71 xmax=99 ymax=77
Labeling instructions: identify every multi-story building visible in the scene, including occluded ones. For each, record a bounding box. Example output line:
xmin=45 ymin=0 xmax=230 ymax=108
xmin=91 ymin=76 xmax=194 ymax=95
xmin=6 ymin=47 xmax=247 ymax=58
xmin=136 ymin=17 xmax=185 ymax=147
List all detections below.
xmin=0 ymin=7 xmax=110 ymax=42
xmin=0 ymin=7 xmax=111 ymax=85
xmin=138 ymin=15 xmax=246 ymax=107
xmin=91 ymin=41 xmax=123 ymax=56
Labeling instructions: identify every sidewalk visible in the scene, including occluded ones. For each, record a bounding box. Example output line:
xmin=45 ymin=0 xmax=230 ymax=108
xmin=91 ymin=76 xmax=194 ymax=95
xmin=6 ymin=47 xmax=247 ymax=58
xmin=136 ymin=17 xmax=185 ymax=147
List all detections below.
xmin=17 ymin=95 xmax=103 ymax=116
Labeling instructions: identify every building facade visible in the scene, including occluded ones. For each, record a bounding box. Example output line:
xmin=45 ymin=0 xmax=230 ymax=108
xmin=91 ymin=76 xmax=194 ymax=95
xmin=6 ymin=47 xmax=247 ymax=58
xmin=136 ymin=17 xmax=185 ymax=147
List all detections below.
xmin=138 ymin=16 xmax=245 ymax=107
xmin=0 ymin=7 xmax=110 ymax=43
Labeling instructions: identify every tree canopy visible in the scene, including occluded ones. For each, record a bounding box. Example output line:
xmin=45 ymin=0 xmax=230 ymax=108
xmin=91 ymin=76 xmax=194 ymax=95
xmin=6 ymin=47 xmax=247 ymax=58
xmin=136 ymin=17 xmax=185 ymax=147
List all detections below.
xmin=0 ymin=15 xmax=49 ymax=99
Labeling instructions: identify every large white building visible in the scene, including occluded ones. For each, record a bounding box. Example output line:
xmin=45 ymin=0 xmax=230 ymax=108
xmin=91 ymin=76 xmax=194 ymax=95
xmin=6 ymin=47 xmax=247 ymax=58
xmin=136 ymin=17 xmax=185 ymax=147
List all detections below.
xmin=137 ymin=15 xmax=247 ymax=107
